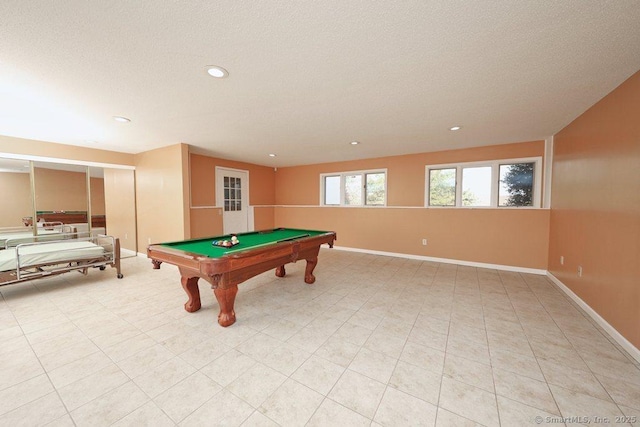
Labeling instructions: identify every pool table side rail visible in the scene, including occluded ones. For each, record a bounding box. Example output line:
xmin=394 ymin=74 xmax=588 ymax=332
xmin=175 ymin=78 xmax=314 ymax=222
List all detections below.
xmin=147 ymin=231 xmax=336 ymax=281
xmin=155 ymin=228 xmax=328 ymax=247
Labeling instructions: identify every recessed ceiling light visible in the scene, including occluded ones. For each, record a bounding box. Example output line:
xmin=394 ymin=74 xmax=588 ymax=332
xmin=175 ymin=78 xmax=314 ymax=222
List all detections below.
xmin=269 ymin=153 xmax=277 ymax=157
xmin=206 ymin=66 xmax=229 ymax=78
xmin=113 ymin=116 xmax=131 ymax=123
xmin=350 ymin=141 xmax=360 ymax=145
xmin=449 ymin=126 xmax=462 ymax=131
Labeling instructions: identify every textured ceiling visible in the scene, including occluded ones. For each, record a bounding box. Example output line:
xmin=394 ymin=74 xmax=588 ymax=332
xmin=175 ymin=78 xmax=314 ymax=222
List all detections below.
xmin=1 ymin=1 xmax=639 ymax=167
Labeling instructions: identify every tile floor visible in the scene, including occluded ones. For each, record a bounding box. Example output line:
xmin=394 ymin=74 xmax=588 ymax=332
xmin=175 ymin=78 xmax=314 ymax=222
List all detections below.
xmin=0 ymin=249 xmax=639 ymax=426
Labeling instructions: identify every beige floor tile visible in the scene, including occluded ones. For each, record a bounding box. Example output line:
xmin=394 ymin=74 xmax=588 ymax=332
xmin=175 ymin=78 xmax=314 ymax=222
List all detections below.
xmin=349 ymin=347 xmax=397 ymax=383
xmin=227 ymin=363 xmax=287 ymax=408
xmin=493 ymin=368 xmax=559 ymax=415
xmin=538 ymin=359 xmax=611 ymax=401
xmin=596 ymin=374 xmax=640 ymax=410
xmin=408 ymin=326 xmax=448 ymax=352
xmin=2 ymin=254 xmax=639 ymax=426
xmin=111 ymin=401 xmax=174 ymax=427
xmin=153 ymin=372 xmax=222 ymax=423
xmin=438 ymin=377 xmax=499 ymax=427
xmin=314 ymin=336 xmax=360 ymax=367
xmin=258 ymin=379 xmax=324 ymax=426
xmin=286 ymin=325 xmax=331 ymax=353
xmin=307 ymin=398 xmax=371 ymax=426
xmin=0 ymin=392 xmax=67 ymax=426
xmin=328 ymin=370 xmax=386 ymax=418
xmin=116 ymin=343 xmax=176 ymax=378
xmin=180 ymin=389 xmax=254 ymax=426
xmin=435 ymin=408 xmax=483 ymax=426
xmin=400 ymin=341 xmax=446 ymax=374
xmin=374 ymin=386 xmax=437 ymax=427
xmin=70 ymin=381 xmax=149 ymax=427
xmin=618 ymin=405 xmax=640 ymax=427
xmin=388 ymin=361 xmax=442 ymax=405
xmin=200 ymin=349 xmax=256 ymax=386
xmin=291 ymin=355 xmax=345 ymax=396
xmin=333 ymin=321 xmax=373 ymax=346
xmin=490 ymin=347 xmax=545 ymax=381
xmin=132 ymin=356 xmax=197 ymax=397
xmin=583 ymin=354 xmax=640 ymax=386
xmin=45 ymin=414 xmax=76 ymax=427
xmin=0 ymin=348 xmax=44 ymax=390
xmin=52 ymin=350 xmax=114 ymax=388
xmin=497 ymin=395 xmax=561 ymax=426
xmin=550 ymin=384 xmax=626 ymax=425
xmin=0 ymin=374 xmax=54 ymax=416
xmin=58 ymin=364 xmax=129 ymax=410
xmin=446 ymin=335 xmax=491 ymax=366
xmin=444 ymin=353 xmax=494 ymax=392
xmin=37 ymin=339 xmax=101 ymax=372
xmin=260 ymin=341 xmax=311 ymax=376
xmin=364 ymin=330 xmax=406 ymax=359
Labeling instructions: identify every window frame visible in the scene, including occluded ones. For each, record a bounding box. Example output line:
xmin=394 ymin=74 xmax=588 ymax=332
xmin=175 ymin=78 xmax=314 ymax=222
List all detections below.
xmin=425 ymin=157 xmax=542 ymax=208
xmin=320 ymin=168 xmax=388 ymax=207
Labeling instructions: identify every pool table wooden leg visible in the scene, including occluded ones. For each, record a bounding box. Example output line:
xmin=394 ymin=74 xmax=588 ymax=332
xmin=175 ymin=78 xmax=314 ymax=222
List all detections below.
xmin=214 ymin=285 xmax=238 ymax=327
xmin=275 ymin=265 xmax=286 ymax=278
xmin=181 ymin=276 xmax=201 ymax=312
xmin=304 ymin=257 xmax=318 ymax=284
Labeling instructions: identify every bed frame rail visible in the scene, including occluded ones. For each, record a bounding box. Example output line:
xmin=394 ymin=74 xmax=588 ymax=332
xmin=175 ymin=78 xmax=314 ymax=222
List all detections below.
xmin=0 ymin=235 xmax=123 ymax=287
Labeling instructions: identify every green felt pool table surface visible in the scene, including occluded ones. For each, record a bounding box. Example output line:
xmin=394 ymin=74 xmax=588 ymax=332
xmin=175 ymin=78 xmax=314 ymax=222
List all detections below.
xmin=159 ymin=228 xmax=328 ymax=258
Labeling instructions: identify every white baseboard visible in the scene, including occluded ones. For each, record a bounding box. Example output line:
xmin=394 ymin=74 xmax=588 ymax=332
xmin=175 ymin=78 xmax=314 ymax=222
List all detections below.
xmin=547 ymin=272 xmax=640 ymax=364
xmin=331 ymin=245 xmax=547 ymax=275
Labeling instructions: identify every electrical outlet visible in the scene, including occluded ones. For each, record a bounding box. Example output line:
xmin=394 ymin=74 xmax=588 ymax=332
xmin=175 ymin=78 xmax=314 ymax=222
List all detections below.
xmin=422 ymin=238 xmax=427 ymax=246
xmin=577 ymin=266 xmax=583 ymax=277
xmin=125 ymin=233 xmax=128 ymax=240
xmin=148 ymin=237 xmax=151 ymax=244
xmin=560 ymin=256 xmax=564 ymax=265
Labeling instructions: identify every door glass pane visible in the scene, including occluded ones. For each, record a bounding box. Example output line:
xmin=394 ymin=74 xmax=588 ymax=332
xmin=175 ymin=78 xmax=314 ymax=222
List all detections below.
xmin=324 ymin=176 xmax=340 ymax=205
xmin=462 ymin=166 xmax=491 ymax=206
xmin=223 ymin=176 xmax=243 ymax=211
xmin=344 ymin=174 xmax=362 ymax=206
xmin=499 ymin=163 xmax=534 ymax=207
xmin=429 ymin=168 xmax=456 ymax=206
xmin=365 ymin=173 xmax=385 ymax=205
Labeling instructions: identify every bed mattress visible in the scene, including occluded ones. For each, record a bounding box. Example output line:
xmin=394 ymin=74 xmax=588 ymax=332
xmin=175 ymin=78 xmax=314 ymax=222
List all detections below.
xmin=0 ymin=241 xmax=106 ymax=272
xmin=0 ymin=230 xmax=63 ymax=248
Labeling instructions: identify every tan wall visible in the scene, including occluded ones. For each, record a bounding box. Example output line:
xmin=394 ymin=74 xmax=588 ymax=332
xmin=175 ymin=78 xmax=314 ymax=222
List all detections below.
xmin=275 ymin=207 xmax=549 ymax=270
xmin=135 ymin=144 xmax=190 ymax=249
xmin=254 ymin=206 xmax=275 ymax=231
xmin=90 ymin=177 xmax=106 ymax=216
xmin=549 ymin=71 xmax=640 ymax=349
xmin=190 ymin=208 xmax=223 ymax=238
xmin=0 ymin=172 xmax=32 ymax=227
xmin=276 ymin=140 xmax=545 ymax=206
xmin=34 ymin=168 xmax=88 ymax=211
xmin=0 ymin=135 xmax=135 ymax=166
xmin=274 ymin=141 xmax=549 ymax=269
xmin=189 ymin=153 xmax=276 ymax=237
xmin=104 ymin=168 xmax=137 ymax=252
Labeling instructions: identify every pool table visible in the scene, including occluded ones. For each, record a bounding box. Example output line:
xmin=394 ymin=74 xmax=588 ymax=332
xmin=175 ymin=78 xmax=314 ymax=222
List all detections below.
xmin=147 ymin=228 xmax=336 ymax=327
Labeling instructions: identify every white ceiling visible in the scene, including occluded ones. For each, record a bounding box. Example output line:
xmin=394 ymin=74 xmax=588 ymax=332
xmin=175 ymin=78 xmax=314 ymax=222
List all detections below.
xmin=1 ymin=1 xmax=639 ymax=167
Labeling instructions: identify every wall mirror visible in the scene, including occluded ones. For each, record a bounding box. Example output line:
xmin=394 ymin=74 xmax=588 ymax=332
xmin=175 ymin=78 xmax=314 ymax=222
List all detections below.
xmin=0 ymin=158 xmax=32 ymax=230
xmin=0 ymin=156 xmax=137 ymax=257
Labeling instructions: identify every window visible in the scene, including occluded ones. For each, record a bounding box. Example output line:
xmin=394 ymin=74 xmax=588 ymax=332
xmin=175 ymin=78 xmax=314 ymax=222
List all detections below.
xmin=426 ymin=157 xmax=541 ymax=208
xmin=499 ymin=162 xmax=535 ymax=207
xmin=428 ymin=168 xmax=456 ymax=206
xmin=321 ymin=169 xmax=387 ymax=206
xmin=223 ymin=176 xmax=242 ymax=211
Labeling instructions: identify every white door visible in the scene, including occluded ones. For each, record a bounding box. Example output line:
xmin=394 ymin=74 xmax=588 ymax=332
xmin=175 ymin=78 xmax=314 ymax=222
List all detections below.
xmin=216 ymin=167 xmax=249 ymax=234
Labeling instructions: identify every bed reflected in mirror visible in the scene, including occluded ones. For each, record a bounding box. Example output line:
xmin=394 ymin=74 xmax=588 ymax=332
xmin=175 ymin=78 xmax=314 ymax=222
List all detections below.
xmin=0 ymin=158 xmax=35 ymax=248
